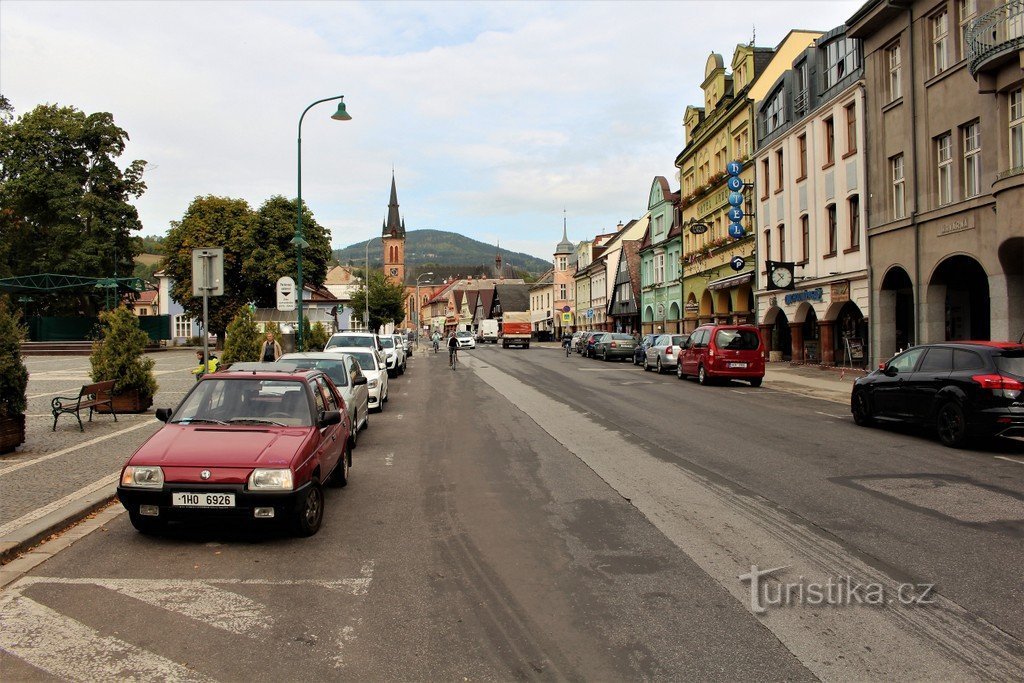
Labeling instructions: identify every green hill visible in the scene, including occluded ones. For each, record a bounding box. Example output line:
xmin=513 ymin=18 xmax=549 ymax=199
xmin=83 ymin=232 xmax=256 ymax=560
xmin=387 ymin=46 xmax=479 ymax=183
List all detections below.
xmin=333 ymin=229 xmax=551 ymax=276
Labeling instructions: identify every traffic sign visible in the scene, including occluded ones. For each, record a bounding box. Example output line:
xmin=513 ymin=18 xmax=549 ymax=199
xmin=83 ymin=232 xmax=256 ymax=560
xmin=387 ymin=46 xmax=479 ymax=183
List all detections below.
xmin=562 ymin=312 xmax=572 ymax=323
xmin=730 ymin=256 xmax=746 ymax=271
xmin=191 ymin=248 xmax=224 ymax=297
xmin=276 ymin=276 xmax=297 ymax=312
xmin=728 ymin=222 xmax=746 ymax=239
xmin=586 ymin=308 xmax=594 ymax=319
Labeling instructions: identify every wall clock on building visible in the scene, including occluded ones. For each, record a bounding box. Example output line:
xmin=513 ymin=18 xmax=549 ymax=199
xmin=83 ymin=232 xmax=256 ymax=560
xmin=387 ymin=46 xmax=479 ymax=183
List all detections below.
xmin=767 ymin=261 xmax=795 ymax=290
xmin=390 ymin=268 xmax=399 ymax=277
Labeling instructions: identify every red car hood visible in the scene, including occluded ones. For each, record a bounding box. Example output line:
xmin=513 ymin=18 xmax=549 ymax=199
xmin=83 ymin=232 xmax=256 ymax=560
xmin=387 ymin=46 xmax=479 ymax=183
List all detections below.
xmin=129 ymin=425 xmax=313 ymax=469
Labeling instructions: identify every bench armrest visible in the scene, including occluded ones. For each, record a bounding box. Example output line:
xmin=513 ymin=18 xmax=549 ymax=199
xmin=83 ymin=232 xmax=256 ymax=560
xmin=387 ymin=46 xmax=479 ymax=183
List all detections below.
xmin=51 ymin=395 xmax=82 ymax=411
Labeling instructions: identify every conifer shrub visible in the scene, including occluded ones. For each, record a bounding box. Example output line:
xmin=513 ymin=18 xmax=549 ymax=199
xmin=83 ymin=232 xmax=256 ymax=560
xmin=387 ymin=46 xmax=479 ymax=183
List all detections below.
xmin=89 ymin=305 xmax=158 ymax=399
xmin=0 ymin=299 xmax=29 ymax=419
xmin=221 ymin=305 xmax=261 ymax=365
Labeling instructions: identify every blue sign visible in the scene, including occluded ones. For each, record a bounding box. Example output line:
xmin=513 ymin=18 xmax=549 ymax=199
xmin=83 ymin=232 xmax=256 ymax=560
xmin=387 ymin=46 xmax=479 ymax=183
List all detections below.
xmin=728 ymin=206 xmax=744 ymax=222
xmin=586 ymin=308 xmax=594 ymax=319
xmin=784 ymin=288 xmax=824 ymax=306
xmin=728 ymin=222 xmax=746 ymax=239
xmin=727 ymin=176 xmax=744 ymax=192
xmin=726 ymin=160 xmax=742 ymax=176
xmin=730 ymin=256 xmax=746 ymax=271
xmin=728 ymin=191 xmax=744 ymax=207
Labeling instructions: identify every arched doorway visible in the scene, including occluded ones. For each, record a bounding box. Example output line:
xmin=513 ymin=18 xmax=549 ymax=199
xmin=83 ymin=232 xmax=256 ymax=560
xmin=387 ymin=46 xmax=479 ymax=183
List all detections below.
xmin=736 ymin=284 xmax=754 ymax=324
xmin=668 ymin=302 xmax=681 ymax=333
xmin=997 ymin=237 xmax=1024 ymax=341
xmin=763 ymin=306 xmax=791 ymax=361
xmin=878 ymin=266 xmax=914 ymax=360
xmin=829 ymin=300 xmax=867 ymax=367
xmin=643 ymin=305 xmax=655 ymax=334
xmin=928 ymin=255 xmax=989 ymax=341
xmin=699 ymin=290 xmax=714 ymax=322
xmin=714 ymin=289 xmax=733 ymax=324
xmin=795 ymin=302 xmax=819 ymax=363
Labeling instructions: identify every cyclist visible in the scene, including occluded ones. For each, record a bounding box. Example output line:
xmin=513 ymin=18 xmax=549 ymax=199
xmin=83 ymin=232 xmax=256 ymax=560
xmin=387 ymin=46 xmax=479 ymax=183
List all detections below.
xmin=447 ymin=332 xmax=459 ymax=369
xmin=432 ymin=330 xmax=441 ymax=354
xmin=562 ymin=332 xmax=573 ymax=357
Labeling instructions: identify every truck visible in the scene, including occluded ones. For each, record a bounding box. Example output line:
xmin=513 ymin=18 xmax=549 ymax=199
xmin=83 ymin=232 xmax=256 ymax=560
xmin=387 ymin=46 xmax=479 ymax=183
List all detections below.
xmin=479 ymin=319 xmax=500 ymax=344
xmin=501 ymin=312 xmax=532 ymax=349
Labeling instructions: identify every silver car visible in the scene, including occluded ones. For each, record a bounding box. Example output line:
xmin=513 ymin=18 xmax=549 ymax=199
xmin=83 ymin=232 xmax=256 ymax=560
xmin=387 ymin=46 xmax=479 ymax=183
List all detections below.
xmin=276 ymin=353 xmax=371 ymax=443
xmin=643 ymin=334 xmax=690 ymax=373
xmin=379 ymin=335 xmax=406 ymax=377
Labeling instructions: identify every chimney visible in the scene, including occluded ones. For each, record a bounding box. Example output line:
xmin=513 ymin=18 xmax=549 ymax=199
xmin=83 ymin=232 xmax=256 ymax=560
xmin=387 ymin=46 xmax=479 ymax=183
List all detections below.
xmin=617 ymin=221 xmax=624 ymax=231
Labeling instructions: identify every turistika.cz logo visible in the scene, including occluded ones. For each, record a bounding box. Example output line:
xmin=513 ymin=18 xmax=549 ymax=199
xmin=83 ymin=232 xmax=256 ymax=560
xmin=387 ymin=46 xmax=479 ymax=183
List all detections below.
xmin=738 ymin=565 xmax=936 ymax=615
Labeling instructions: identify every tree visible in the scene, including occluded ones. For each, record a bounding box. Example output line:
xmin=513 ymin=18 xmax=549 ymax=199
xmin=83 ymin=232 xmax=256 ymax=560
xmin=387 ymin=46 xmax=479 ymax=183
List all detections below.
xmin=220 ymin=305 xmax=261 ymax=366
xmin=0 ymin=297 xmax=28 ymax=419
xmin=89 ymin=305 xmax=157 ymax=400
xmin=0 ymin=103 xmax=146 ymax=312
xmin=349 ymin=271 xmax=406 ymax=332
xmin=305 ymin=319 xmax=330 ymax=351
xmin=162 ymin=196 xmax=256 ymax=341
xmin=243 ymin=196 xmax=332 ymax=308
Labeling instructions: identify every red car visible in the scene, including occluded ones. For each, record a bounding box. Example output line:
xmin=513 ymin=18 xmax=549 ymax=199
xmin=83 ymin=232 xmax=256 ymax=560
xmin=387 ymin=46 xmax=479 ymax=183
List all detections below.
xmin=676 ymin=324 xmax=765 ymax=387
xmin=117 ymin=369 xmax=354 ymax=537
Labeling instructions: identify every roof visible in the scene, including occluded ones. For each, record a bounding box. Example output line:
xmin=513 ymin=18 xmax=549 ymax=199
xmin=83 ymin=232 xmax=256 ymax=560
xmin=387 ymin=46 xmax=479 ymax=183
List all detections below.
xmin=134 ymin=290 xmax=158 ymax=305
xmin=493 ymin=283 xmax=530 ymax=313
xmin=382 ymin=173 xmax=405 ymax=238
xmin=478 ymin=287 xmax=495 ymax=315
xmin=530 ymin=268 xmax=554 ymax=290
xmin=453 ymin=289 xmax=464 ymax=309
xmin=465 ymin=289 xmax=480 ymax=312
xmin=638 ymin=224 xmax=652 ymax=251
xmin=555 ymin=224 xmax=574 ymax=255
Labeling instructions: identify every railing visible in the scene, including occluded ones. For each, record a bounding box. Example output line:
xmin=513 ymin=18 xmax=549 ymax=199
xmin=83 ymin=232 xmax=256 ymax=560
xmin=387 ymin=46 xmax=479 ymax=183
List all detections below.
xmin=967 ymin=0 xmax=1024 ymax=75
xmin=793 ymin=90 xmax=809 ymax=116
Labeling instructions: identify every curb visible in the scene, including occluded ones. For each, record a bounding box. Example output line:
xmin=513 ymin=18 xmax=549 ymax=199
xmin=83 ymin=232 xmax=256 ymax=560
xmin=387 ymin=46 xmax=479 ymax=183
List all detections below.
xmin=0 ymin=484 xmax=118 ymax=565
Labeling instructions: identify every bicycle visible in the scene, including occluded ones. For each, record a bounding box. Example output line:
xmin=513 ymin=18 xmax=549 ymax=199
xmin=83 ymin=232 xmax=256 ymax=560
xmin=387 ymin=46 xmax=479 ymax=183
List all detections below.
xmin=449 ymin=348 xmax=458 ymax=370
xmin=433 ymin=339 xmax=439 ymax=354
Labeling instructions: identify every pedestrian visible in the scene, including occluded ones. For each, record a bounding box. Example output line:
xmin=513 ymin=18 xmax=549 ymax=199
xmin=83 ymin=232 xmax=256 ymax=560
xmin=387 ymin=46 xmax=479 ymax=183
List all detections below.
xmin=192 ymin=350 xmax=219 ymax=380
xmin=260 ymin=331 xmax=282 ymax=362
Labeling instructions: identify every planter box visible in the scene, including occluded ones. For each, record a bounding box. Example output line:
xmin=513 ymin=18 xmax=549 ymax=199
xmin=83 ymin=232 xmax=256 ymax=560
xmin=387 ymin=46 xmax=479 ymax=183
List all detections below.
xmin=0 ymin=414 xmax=26 ymax=454
xmin=769 ymin=350 xmax=784 ymax=363
xmin=95 ymin=390 xmax=153 ymax=414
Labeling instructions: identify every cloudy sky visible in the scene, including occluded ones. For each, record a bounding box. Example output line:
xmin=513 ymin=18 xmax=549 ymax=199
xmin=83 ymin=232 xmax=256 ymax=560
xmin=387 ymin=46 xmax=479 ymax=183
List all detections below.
xmin=1 ymin=0 xmax=861 ymax=262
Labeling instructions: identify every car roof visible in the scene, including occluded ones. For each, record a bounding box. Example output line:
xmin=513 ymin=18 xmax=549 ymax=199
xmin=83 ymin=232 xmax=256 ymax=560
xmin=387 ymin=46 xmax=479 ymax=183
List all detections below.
xmin=919 ymin=341 xmax=1024 ymax=351
xmin=325 ymin=346 xmax=382 ymax=360
xmin=279 ymin=352 xmax=349 ymax=360
xmin=330 ymin=331 xmax=376 ymax=337
xmin=214 ymin=367 xmax=320 ymax=380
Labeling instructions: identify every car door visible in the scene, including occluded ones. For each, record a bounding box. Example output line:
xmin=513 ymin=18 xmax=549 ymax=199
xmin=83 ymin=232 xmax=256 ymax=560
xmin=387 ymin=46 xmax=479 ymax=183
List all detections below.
xmin=906 ymin=347 xmax=953 ymax=421
xmin=311 ymin=377 xmax=342 ymax=473
xmin=346 ymin=356 xmax=368 ymax=428
xmin=681 ymin=330 xmax=704 ymax=374
xmin=873 ymin=347 xmax=926 ymax=417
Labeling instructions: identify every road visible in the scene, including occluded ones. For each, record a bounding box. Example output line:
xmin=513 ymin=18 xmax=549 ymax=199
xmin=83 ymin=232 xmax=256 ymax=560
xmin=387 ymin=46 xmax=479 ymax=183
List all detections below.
xmin=1 ymin=344 xmax=1023 ymax=681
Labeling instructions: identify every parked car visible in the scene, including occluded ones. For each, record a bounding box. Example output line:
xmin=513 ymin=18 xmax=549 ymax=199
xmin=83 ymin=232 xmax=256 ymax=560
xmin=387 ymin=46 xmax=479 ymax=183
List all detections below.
xmin=851 ymin=341 xmax=1024 ymax=447
xmin=593 ymin=333 xmax=637 ymax=361
xmin=633 ymin=334 xmax=660 ymax=366
xmin=379 ymin=335 xmax=406 ymax=377
xmin=329 ymin=346 xmax=389 ymax=412
xmin=117 ymin=368 xmax=352 ymax=537
xmin=455 ymin=330 xmax=476 ymax=349
xmin=395 ymin=333 xmax=411 ymax=357
xmin=677 ymin=325 xmax=764 ymax=386
xmin=275 ymin=352 xmax=370 ymax=443
xmin=325 ymin=332 xmax=386 ymax=366
xmin=571 ymin=331 xmax=588 ymax=354
xmin=582 ymin=332 xmax=607 ymax=358
xmin=643 ymin=334 xmax=689 ymax=373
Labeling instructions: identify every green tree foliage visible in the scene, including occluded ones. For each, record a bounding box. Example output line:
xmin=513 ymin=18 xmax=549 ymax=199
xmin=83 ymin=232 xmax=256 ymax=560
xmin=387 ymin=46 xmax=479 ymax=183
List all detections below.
xmin=0 ymin=103 xmax=146 ymax=311
xmin=349 ymin=271 xmax=406 ymax=332
xmin=162 ymin=196 xmax=255 ymax=341
xmin=134 ymin=235 xmax=166 ymax=255
xmin=0 ymin=297 xmax=29 ymax=418
xmin=306 ymin=319 xmax=330 ymax=351
xmin=243 ymin=196 xmax=332 ymax=308
xmin=220 ymin=305 xmax=261 ymax=366
xmin=89 ymin=305 xmax=157 ymax=399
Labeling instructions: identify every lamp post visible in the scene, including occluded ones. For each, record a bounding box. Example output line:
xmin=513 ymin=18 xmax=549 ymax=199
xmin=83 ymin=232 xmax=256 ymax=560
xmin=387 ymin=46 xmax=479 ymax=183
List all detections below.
xmin=415 ymin=272 xmax=434 ymax=348
xmin=295 ymin=95 xmax=351 ymax=350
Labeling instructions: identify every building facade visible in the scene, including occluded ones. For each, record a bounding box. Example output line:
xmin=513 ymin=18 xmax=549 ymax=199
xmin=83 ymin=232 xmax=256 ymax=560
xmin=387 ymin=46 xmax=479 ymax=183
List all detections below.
xmin=529 ymin=269 xmax=555 ymax=337
xmin=381 ymin=174 xmax=406 ymax=288
xmin=754 ymin=26 xmax=870 ymax=366
xmin=849 ymin=0 xmax=1024 ymax=364
xmin=552 ymin=226 xmax=576 ymax=337
xmin=639 ymin=177 xmax=682 ymax=334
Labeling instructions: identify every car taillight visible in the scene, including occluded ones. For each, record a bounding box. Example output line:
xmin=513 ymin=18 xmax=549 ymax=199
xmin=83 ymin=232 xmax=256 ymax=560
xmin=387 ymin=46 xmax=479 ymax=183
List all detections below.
xmin=972 ymin=374 xmax=1023 ymax=400
xmin=610 ymin=341 xmax=617 ymax=348
xmin=666 ymin=346 xmax=673 ymax=355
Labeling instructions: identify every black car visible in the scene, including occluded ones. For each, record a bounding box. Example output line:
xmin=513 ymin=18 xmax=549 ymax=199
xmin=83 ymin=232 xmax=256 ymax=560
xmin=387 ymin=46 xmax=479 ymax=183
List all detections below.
xmin=851 ymin=341 xmax=1024 ymax=447
xmin=582 ymin=332 xmax=608 ymax=358
xmin=633 ymin=334 xmax=659 ymax=366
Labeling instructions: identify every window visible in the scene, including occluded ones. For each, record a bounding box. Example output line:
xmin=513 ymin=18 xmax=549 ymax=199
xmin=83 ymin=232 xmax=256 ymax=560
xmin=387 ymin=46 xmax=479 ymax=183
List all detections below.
xmin=823 ymin=37 xmax=860 ymax=90
xmin=763 ymin=230 xmax=772 ymax=266
xmin=932 ymin=9 xmax=949 ymax=76
xmin=800 ymin=215 xmax=810 ymax=262
xmin=958 ymin=0 xmax=977 ymax=60
xmin=557 ymin=256 xmax=567 ymax=271
xmin=797 ymin=134 xmax=807 ymax=179
xmin=826 ymin=204 xmax=837 ymax=255
xmin=963 ymin=121 xmax=981 ymax=198
xmin=761 ymin=158 xmax=770 ymax=199
xmin=763 ymin=88 xmax=785 ymax=136
xmin=936 ymin=132 xmax=953 ymax=206
xmin=794 ymin=62 xmax=809 ymax=114
xmin=891 ymin=154 xmax=906 ymax=219
xmin=887 ymin=42 xmax=902 ymax=101
xmin=919 ymin=347 xmax=954 ymax=373
xmin=654 ymin=253 xmax=665 ymax=283
xmin=824 ymin=118 xmax=835 ymax=165
xmin=848 ymin=195 xmax=860 ymax=249
xmin=775 ymin=149 xmax=784 ymax=191
xmin=845 ymin=103 xmax=857 ymax=154
xmin=1011 ymin=89 xmax=1024 ymax=169
xmin=889 ymin=347 xmax=925 ymax=373
xmin=777 ymin=224 xmax=786 ymax=260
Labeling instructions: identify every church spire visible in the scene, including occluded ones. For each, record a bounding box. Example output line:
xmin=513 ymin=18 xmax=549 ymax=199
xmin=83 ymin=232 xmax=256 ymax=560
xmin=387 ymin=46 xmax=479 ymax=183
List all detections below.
xmin=383 ymin=172 xmax=404 ymax=238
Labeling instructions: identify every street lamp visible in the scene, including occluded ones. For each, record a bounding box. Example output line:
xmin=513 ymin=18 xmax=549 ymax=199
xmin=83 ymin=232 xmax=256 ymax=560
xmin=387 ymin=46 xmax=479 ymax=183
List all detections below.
xmin=295 ymin=95 xmax=351 ymax=350
xmin=415 ymin=272 xmax=434 ymax=348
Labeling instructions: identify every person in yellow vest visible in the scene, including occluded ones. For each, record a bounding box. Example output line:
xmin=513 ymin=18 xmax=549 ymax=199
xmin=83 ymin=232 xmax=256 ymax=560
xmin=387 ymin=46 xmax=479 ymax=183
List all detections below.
xmin=192 ymin=350 xmax=219 ymax=380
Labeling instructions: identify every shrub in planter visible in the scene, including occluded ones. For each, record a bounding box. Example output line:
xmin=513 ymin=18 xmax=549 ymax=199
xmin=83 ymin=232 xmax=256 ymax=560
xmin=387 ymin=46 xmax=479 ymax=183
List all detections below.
xmin=306 ymin=319 xmax=330 ymax=351
xmin=90 ymin=305 xmax=158 ymax=412
xmin=0 ymin=299 xmax=29 ymax=453
xmin=221 ymin=305 xmax=261 ymax=366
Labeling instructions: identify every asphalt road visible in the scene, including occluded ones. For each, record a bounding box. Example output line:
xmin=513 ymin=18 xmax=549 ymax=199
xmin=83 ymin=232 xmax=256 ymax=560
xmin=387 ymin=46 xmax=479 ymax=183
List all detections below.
xmin=1 ymin=344 xmax=1023 ymax=681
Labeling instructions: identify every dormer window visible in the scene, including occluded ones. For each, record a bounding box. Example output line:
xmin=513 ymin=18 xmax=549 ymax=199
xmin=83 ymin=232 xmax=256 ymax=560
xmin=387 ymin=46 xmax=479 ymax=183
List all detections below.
xmin=761 ymin=88 xmax=786 ymax=136
xmin=823 ymin=37 xmax=860 ymax=90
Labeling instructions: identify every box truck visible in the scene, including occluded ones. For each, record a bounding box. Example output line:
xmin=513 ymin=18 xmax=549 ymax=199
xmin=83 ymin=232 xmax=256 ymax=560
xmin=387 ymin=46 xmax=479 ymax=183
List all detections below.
xmin=501 ymin=312 xmax=532 ymax=349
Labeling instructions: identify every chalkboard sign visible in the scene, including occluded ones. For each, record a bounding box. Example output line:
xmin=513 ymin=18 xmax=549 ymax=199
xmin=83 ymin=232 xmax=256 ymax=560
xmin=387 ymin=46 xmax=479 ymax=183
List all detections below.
xmin=846 ymin=337 xmax=864 ymax=362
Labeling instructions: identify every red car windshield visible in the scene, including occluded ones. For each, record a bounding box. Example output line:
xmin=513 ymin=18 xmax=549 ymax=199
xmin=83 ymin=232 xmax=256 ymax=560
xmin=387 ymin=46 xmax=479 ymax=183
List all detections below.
xmin=172 ymin=379 xmax=312 ymax=427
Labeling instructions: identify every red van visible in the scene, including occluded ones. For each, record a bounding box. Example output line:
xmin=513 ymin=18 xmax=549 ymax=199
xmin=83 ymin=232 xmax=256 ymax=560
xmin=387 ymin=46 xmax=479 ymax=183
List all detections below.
xmin=676 ymin=324 xmax=765 ymax=387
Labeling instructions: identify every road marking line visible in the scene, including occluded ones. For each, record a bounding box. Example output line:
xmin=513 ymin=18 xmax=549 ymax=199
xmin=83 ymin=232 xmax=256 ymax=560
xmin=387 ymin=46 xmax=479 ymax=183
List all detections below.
xmin=994 ymin=456 xmax=1024 ymax=465
xmin=0 ymin=421 xmax=155 ymax=478
xmin=396 ymin=414 xmax=404 ymax=420
xmin=0 ymin=591 xmax=212 ymax=682
xmin=0 ymin=474 xmax=117 ymax=538
xmin=814 ymin=411 xmax=848 ymax=419
xmin=384 ymin=452 xmax=394 ymax=467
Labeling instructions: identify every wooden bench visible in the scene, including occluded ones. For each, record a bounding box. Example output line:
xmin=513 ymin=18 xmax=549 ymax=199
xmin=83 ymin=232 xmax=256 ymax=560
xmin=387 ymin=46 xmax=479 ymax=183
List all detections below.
xmin=51 ymin=380 xmax=117 ymax=432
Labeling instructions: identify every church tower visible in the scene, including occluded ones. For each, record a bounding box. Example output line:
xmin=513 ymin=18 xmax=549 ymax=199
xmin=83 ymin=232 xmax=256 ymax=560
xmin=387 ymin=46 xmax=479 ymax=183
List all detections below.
xmin=382 ymin=173 xmax=406 ymax=286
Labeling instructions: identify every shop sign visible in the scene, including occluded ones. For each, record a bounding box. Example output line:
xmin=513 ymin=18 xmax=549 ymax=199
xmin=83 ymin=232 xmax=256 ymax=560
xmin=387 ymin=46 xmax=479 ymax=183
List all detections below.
xmin=784 ymin=287 xmax=824 ymax=306
xmin=684 ymin=301 xmax=699 ymax=312
xmin=938 ymin=218 xmax=973 ymax=237
xmin=830 ymin=281 xmax=850 ymax=303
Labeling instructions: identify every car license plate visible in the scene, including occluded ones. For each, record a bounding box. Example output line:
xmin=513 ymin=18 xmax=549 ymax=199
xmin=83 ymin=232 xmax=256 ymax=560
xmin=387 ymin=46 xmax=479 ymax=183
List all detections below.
xmin=728 ymin=362 xmax=747 ymax=368
xmin=172 ymin=492 xmax=236 ymax=508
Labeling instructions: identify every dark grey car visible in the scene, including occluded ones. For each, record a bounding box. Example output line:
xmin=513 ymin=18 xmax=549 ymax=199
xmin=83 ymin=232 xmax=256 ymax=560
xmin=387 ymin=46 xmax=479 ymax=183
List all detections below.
xmin=593 ymin=333 xmax=637 ymax=361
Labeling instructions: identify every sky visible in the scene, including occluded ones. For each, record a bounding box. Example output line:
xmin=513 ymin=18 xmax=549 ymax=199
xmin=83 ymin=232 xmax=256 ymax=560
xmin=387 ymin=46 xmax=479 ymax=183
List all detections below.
xmin=0 ymin=0 xmax=862 ymax=262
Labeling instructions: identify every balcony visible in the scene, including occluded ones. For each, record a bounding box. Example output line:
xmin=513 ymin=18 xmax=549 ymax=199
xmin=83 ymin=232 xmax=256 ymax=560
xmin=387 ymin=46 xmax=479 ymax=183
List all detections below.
xmin=967 ymin=0 xmax=1024 ymax=77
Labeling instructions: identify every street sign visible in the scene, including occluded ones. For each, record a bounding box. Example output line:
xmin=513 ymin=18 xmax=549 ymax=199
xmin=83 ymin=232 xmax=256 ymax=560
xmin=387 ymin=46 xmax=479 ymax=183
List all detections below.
xmin=562 ymin=312 xmax=572 ymax=323
xmin=726 ymin=160 xmax=742 ymax=176
xmin=727 ymin=175 xmax=744 ymax=192
xmin=586 ymin=308 xmax=594 ymax=319
xmin=276 ymin=276 xmax=297 ymax=312
xmin=730 ymin=256 xmax=746 ymax=271
xmin=728 ymin=222 xmax=746 ymax=239
xmin=191 ymin=248 xmax=224 ymax=296
xmin=562 ymin=305 xmax=571 ymax=313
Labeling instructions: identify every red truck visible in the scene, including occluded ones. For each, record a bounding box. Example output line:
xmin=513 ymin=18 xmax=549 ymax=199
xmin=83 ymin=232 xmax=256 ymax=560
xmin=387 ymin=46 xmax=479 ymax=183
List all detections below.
xmin=501 ymin=311 xmax=532 ymax=349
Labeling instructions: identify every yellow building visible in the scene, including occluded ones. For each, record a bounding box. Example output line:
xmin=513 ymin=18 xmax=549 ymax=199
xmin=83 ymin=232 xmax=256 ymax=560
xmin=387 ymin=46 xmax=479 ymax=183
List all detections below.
xmin=675 ymin=33 xmax=820 ymax=332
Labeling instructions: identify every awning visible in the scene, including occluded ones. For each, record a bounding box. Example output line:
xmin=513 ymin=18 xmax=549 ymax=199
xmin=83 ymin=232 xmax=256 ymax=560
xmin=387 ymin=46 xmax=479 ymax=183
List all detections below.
xmin=707 ymin=272 xmax=752 ymax=291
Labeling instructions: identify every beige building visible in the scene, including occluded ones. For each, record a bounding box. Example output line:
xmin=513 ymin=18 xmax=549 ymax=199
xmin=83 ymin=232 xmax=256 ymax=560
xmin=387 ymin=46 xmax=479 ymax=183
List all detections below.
xmin=849 ymin=0 xmax=1024 ymax=363
xmin=529 ymin=269 xmax=554 ymax=336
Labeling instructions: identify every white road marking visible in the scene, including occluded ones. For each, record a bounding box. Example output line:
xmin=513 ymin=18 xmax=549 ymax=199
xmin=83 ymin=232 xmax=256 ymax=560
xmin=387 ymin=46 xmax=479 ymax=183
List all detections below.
xmin=0 ymin=590 xmax=212 ymax=682
xmin=814 ymin=411 xmax=848 ymax=419
xmin=0 ymin=473 xmax=117 ymax=538
xmin=396 ymin=414 xmax=404 ymax=420
xmin=384 ymin=452 xmax=394 ymax=467
xmin=0 ymin=420 xmax=156 ymax=477
xmin=27 ymin=368 xmax=190 ymax=399
xmin=994 ymin=456 xmax=1024 ymax=465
